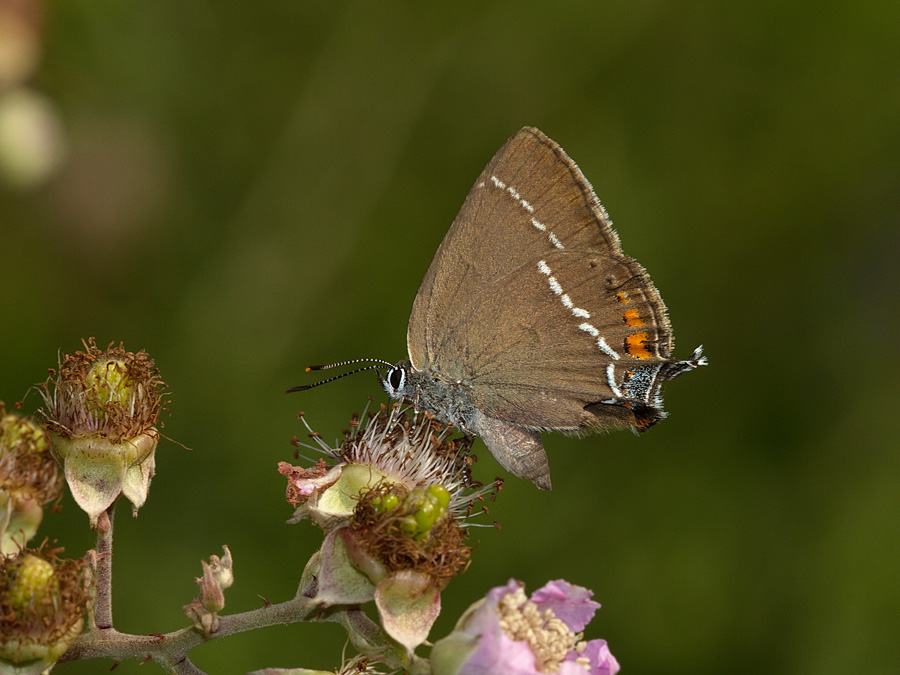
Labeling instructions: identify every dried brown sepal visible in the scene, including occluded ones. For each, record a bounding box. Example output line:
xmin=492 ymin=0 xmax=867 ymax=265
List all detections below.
xmin=278 ymin=459 xmax=335 ymax=506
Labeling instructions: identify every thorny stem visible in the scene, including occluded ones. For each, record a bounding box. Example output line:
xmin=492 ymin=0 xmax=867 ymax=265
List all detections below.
xmin=94 ymin=502 xmax=115 ymax=629
xmin=58 ymin=595 xmax=320 ymax=673
xmin=170 ymin=657 xmax=205 ymax=675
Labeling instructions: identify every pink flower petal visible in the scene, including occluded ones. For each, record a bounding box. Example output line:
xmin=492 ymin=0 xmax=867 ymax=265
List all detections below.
xmin=561 ymin=639 xmax=620 ymax=675
xmin=434 ymin=580 xmax=618 ymax=675
xmin=461 ymin=632 xmax=541 ymax=675
xmin=531 ymin=579 xmax=600 ymax=632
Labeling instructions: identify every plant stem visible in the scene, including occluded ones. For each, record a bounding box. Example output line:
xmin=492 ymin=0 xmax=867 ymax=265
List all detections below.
xmin=94 ymin=502 xmax=116 ymax=629
xmin=170 ymin=656 xmax=206 ymax=675
xmin=59 ymin=595 xmax=320 ymax=670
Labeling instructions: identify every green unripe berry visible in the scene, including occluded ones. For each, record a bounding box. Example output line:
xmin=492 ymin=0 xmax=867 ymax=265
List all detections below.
xmin=414 ymin=499 xmax=436 ymax=531
xmin=382 ymin=493 xmax=400 ymax=511
xmin=426 ymin=484 xmax=450 ymax=511
xmin=398 ymin=515 xmax=419 ymax=538
xmin=7 ymin=554 xmax=58 ymax=608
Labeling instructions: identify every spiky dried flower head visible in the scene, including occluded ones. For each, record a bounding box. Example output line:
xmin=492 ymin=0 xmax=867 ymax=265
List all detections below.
xmin=0 ymin=406 xmax=61 ymax=503
xmin=282 ymin=403 xmax=502 ymax=656
xmin=0 ymin=404 xmax=61 ymax=555
xmin=37 ymin=338 xmax=169 ymax=524
xmin=284 ymin=402 xmax=498 ymax=522
xmin=344 ymin=404 xmax=480 ymax=495
xmin=0 ymin=543 xmax=91 ymax=671
xmin=283 ymin=402 xmax=500 ymax=584
xmin=39 ymin=338 xmax=167 ymax=443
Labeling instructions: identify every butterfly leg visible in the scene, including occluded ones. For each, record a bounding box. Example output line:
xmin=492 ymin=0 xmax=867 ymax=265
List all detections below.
xmin=469 ymin=411 xmax=551 ymax=490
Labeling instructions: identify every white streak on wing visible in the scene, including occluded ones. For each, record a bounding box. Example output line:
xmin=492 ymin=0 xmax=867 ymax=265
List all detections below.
xmin=597 ymin=337 xmax=620 ymax=360
xmin=606 ymin=364 xmax=624 ymax=397
xmin=528 ymin=265 xmax=619 ymax=360
xmin=489 ymin=174 xmax=564 ymax=250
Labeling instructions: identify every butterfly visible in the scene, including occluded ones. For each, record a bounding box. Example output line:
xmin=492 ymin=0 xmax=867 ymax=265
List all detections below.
xmin=292 ymin=127 xmax=705 ymax=489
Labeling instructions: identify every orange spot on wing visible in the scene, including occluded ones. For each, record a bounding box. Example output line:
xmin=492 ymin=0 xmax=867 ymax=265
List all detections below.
xmin=615 ymin=291 xmax=629 ymax=303
xmin=625 ymin=332 xmax=652 ymax=359
xmin=623 ymin=308 xmax=644 ymax=327
xmin=632 ymin=414 xmax=655 ymax=429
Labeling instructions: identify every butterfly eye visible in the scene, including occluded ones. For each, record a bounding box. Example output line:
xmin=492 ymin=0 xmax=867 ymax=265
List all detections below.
xmin=387 ymin=365 xmax=405 ymax=392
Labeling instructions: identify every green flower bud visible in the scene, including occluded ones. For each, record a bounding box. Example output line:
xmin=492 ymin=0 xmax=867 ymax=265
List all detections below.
xmin=183 ymin=547 xmax=234 ymax=634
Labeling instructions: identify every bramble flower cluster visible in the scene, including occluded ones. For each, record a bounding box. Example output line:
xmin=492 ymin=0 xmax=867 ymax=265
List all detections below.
xmin=280 ymin=404 xmax=500 ymax=659
xmin=0 ymin=338 xmax=622 ymax=674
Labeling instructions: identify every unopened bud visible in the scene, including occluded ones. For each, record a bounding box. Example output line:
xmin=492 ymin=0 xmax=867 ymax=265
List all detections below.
xmin=183 ymin=546 xmax=233 ymax=635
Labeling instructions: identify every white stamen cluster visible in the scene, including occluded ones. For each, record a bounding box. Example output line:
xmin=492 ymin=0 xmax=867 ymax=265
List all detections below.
xmin=498 ymin=588 xmax=590 ymax=673
xmin=336 ymin=653 xmax=381 ymax=675
xmin=299 ymin=403 xmax=497 ymax=522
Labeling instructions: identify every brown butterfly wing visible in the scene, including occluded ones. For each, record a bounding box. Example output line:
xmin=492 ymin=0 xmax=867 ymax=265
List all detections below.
xmin=407 ymin=127 xmax=677 ymax=433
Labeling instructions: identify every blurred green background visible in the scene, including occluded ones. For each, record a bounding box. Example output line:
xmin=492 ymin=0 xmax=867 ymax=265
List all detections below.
xmin=2 ymin=2 xmax=899 ymax=674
